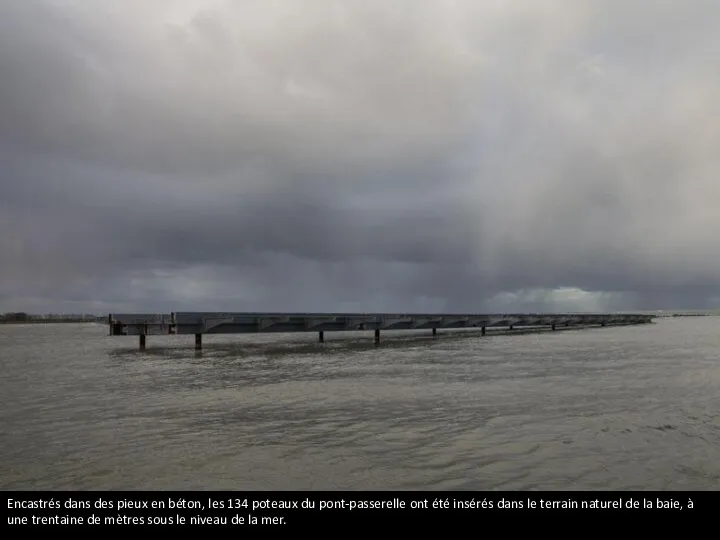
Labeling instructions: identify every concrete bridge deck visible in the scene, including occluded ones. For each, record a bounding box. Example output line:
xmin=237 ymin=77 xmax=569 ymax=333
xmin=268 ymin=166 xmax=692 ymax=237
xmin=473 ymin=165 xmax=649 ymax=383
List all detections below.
xmin=107 ymin=311 xmax=655 ymax=350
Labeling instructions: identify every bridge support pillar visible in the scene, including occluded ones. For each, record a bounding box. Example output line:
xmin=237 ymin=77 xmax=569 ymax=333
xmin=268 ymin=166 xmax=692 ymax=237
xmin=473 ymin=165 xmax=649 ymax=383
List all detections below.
xmin=319 ymin=331 xmax=324 ymax=343
xmin=139 ymin=334 xmax=146 ymax=350
xmin=195 ymin=333 xmax=202 ymax=350
xmin=374 ymin=329 xmax=380 ymax=345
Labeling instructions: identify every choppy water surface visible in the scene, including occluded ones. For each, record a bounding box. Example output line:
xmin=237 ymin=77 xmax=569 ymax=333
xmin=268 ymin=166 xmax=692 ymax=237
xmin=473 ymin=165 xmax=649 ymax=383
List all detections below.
xmin=1 ymin=317 xmax=718 ymax=490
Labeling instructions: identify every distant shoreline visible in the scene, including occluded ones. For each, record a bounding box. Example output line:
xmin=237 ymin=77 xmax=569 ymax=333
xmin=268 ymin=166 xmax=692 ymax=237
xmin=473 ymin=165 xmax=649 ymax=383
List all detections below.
xmin=1 ymin=313 xmax=717 ymax=325
xmin=0 ymin=320 xmax=101 ymax=324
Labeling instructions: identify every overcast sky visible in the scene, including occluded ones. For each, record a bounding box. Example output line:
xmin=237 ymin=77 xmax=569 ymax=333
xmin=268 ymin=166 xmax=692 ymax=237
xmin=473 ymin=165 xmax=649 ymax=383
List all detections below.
xmin=1 ymin=0 xmax=719 ymax=314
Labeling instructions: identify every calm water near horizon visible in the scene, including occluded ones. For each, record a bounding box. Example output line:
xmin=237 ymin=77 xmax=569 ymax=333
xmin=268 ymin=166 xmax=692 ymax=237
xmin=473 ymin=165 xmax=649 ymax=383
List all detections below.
xmin=1 ymin=317 xmax=718 ymax=491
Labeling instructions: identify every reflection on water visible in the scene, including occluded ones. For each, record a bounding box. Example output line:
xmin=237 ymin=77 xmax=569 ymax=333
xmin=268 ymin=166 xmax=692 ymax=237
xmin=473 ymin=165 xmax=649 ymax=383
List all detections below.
xmin=1 ymin=318 xmax=719 ymax=490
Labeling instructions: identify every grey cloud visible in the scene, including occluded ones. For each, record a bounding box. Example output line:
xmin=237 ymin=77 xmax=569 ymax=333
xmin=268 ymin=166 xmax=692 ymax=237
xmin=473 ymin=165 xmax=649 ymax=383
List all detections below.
xmin=1 ymin=0 xmax=719 ymax=314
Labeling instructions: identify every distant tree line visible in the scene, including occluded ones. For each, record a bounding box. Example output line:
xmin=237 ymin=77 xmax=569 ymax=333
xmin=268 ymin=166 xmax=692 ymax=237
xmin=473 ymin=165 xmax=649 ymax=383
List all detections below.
xmin=2 ymin=312 xmax=29 ymax=322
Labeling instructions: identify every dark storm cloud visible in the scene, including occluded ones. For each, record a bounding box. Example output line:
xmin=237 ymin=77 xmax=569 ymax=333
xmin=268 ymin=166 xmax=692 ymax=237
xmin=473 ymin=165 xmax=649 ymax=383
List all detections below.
xmin=1 ymin=0 xmax=719 ymax=313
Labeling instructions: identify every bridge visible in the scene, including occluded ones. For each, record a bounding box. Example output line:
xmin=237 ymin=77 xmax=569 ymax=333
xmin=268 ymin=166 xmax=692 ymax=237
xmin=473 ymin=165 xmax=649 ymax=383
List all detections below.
xmin=107 ymin=311 xmax=656 ymax=350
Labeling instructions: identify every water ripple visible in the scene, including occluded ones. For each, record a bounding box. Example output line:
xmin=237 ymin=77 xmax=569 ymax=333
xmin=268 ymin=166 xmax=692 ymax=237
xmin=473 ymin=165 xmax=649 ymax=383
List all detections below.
xmin=1 ymin=318 xmax=719 ymax=490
